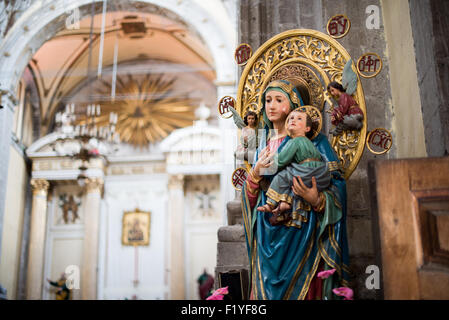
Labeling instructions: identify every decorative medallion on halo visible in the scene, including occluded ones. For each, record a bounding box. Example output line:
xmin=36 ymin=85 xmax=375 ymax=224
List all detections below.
xmin=326 ymin=14 xmax=351 ymax=39
xmin=357 ymin=52 xmax=382 ymax=78
xmin=236 ymin=29 xmax=367 ymax=179
xmin=231 ymin=167 xmax=248 ymax=191
xmin=234 ymin=43 xmax=252 ymax=66
xmin=218 ymin=96 xmax=236 ymax=119
xmin=367 ymin=128 xmax=392 ymax=155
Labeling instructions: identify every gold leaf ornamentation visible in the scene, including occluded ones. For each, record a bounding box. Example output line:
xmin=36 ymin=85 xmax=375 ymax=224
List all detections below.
xmin=236 ymin=29 xmax=367 ymax=179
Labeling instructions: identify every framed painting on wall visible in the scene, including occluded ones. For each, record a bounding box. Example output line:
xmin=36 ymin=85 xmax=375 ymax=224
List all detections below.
xmin=122 ymin=209 xmax=151 ymax=246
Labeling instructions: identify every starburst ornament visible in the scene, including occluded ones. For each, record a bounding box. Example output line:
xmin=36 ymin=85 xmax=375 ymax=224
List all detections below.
xmin=93 ymin=75 xmax=196 ymax=148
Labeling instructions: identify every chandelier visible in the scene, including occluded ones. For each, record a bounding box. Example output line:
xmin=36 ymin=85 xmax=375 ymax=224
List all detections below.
xmin=53 ymin=103 xmax=119 ymax=186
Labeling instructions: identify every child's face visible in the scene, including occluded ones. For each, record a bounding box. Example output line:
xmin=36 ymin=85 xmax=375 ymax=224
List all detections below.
xmin=286 ymin=111 xmax=311 ymax=137
xmin=247 ymin=115 xmax=256 ymax=127
xmin=328 ymin=86 xmax=341 ymax=98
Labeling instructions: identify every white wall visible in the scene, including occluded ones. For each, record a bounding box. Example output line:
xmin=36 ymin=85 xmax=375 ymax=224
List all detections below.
xmin=101 ymin=174 xmax=169 ymax=300
xmin=0 ymin=147 xmax=28 ymax=299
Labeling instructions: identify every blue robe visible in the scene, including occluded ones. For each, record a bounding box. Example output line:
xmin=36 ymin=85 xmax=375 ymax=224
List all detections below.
xmin=241 ymin=132 xmax=351 ymax=300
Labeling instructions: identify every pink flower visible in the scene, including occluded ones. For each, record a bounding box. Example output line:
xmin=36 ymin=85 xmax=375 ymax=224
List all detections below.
xmin=214 ymin=287 xmax=229 ymax=295
xmin=206 ymin=286 xmax=229 ymax=300
xmin=206 ymin=294 xmax=224 ymax=300
xmin=332 ymin=287 xmax=354 ymax=300
xmin=317 ymin=269 xmax=336 ymax=279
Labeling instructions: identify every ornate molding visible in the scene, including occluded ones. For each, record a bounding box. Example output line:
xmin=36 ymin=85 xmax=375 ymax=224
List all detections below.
xmin=168 ymin=174 xmax=184 ymax=190
xmin=30 ymin=179 xmax=50 ymax=196
xmin=85 ymin=178 xmax=104 ymax=194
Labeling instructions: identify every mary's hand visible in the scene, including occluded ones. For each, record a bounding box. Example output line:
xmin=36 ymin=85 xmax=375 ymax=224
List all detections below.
xmin=254 ymin=147 xmax=274 ymax=177
xmin=292 ymin=176 xmax=320 ymax=207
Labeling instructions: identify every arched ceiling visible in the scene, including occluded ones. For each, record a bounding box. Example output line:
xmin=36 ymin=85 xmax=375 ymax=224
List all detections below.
xmin=27 ymin=10 xmax=217 ymax=144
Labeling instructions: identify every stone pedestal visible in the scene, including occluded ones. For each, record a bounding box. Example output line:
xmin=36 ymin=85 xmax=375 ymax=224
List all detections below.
xmin=26 ymin=179 xmax=50 ymax=300
xmin=215 ymin=225 xmax=249 ymax=287
xmin=215 ymin=194 xmax=249 ymax=293
xmin=226 ymin=196 xmax=244 ymax=226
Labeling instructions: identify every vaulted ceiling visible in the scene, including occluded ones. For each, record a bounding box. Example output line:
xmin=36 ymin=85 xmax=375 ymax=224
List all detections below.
xmin=26 ymin=10 xmax=217 ymax=146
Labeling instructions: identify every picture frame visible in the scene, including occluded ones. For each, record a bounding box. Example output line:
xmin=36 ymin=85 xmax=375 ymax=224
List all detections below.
xmin=121 ymin=209 xmax=151 ymax=246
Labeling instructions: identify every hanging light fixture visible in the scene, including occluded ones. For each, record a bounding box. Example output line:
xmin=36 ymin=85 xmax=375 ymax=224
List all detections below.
xmin=53 ymin=103 xmax=119 ymax=186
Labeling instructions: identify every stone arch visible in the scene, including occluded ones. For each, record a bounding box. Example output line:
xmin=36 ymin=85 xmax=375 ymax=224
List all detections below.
xmin=0 ymin=0 xmax=236 ymax=98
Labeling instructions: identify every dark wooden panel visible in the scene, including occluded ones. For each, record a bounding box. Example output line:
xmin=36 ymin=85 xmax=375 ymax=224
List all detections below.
xmin=412 ymin=191 xmax=449 ymax=269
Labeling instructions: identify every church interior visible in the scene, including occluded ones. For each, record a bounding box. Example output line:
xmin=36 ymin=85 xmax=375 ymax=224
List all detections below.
xmin=0 ymin=0 xmax=448 ymax=300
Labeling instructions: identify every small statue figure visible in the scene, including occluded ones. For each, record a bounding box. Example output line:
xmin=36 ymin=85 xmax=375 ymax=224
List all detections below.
xmin=59 ymin=194 xmax=81 ymax=224
xmin=326 ymin=60 xmax=364 ymax=135
xmin=47 ymin=273 xmax=71 ymax=300
xmin=229 ymin=107 xmax=260 ymax=164
xmin=197 ymin=269 xmax=214 ymax=300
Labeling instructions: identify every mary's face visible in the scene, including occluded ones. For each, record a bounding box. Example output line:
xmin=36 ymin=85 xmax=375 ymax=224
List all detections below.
xmin=265 ymin=90 xmax=290 ymax=123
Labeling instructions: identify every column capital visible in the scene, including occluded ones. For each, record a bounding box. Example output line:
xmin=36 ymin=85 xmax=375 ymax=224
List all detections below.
xmin=30 ymin=179 xmax=50 ymax=196
xmin=85 ymin=178 xmax=104 ymax=194
xmin=168 ymin=174 xmax=184 ymax=189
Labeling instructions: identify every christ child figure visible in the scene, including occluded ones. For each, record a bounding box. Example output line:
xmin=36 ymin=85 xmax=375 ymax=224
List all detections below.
xmin=327 ymin=81 xmax=364 ymax=135
xmin=257 ymin=107 xmax=331 ymax=227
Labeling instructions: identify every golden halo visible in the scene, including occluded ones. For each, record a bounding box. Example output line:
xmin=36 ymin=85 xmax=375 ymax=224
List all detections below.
xmin=236 ymin=29 xmax=367 ymax=180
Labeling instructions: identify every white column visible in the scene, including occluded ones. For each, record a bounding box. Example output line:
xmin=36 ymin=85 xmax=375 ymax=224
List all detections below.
xmin=81 ymin=178 xmax=103 ymax=300
xmin=167 ymin=174 xmax=185 ymax=299
xmin=26 ymin=179 xmax=50 ymax=300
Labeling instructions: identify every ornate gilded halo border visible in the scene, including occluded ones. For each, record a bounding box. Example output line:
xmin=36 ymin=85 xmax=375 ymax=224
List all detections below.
xmin=357 ymin=52 xmax=383 ymax=78
xmin=268 ymin=62 xmax=326 ymax=111
xmin=236 ymin=29 xmax=367 ymax=180
xmin=366 ymin=128 xmax=392 ymax=155
xmin=265 ymin=58 xmax=331 ymax=112
xmin=326 ymin=14 xmax=351 ymax=39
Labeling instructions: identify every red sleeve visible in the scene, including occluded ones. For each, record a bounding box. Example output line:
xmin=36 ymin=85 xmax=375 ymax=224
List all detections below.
xmin=245 ymin=173 xmax=261 ymax=208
